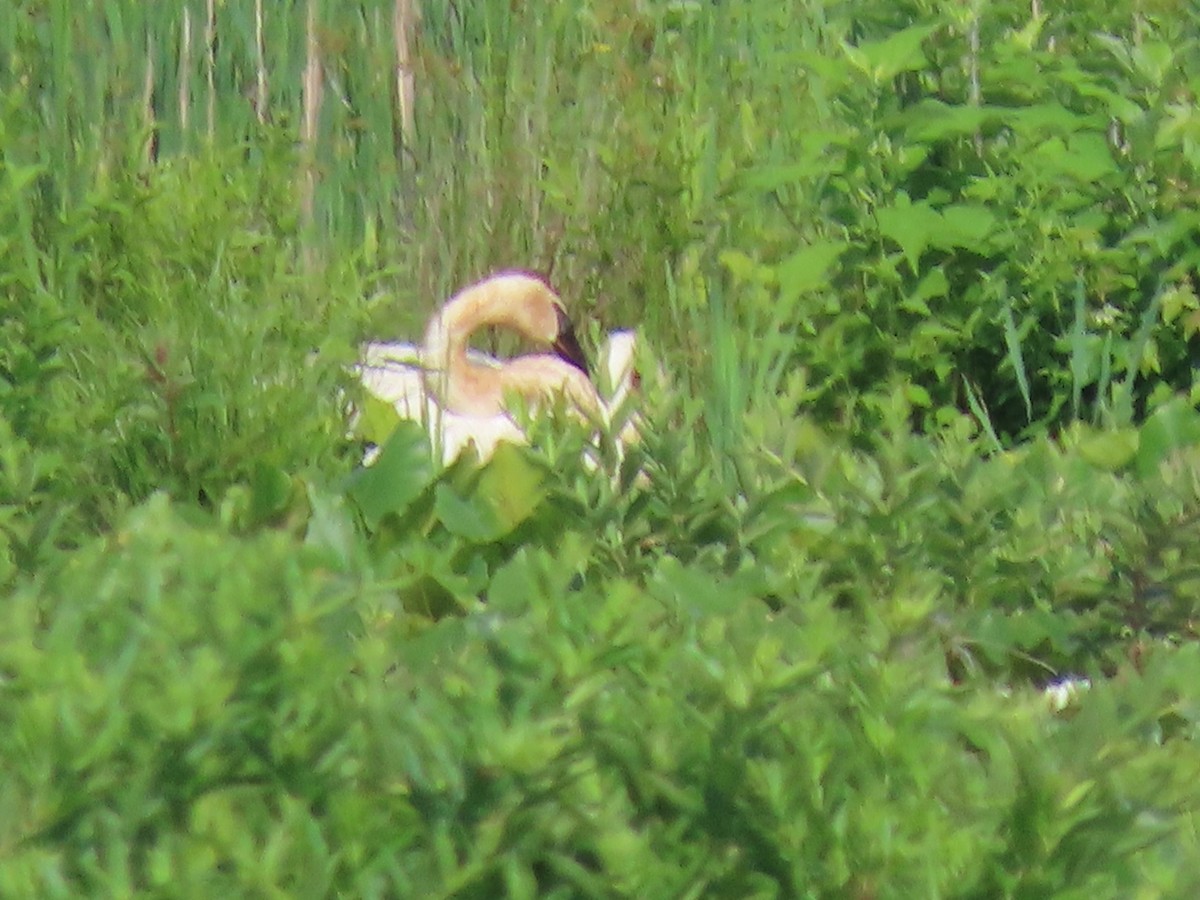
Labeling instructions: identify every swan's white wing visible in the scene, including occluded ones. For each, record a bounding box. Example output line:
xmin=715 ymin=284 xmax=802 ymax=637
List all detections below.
xmin=356 ymin=358 xmax=425 ymax=418
xmin=595 ymin=330 xmax=644 ymax=452
xmin=357 ymin=359 xmax=524 ymax=465
xmin=360 ymin=341 xmax=422 ymax=366
xmin=362 ymin=341 xmax=503 ymax=368
xmin=357 ymin=341 xmax=507 ymax=423
xmin=437 ymin=410 xmax=525 ymax=464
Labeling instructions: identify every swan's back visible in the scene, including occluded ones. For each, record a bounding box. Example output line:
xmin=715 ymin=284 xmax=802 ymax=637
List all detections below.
xmin=358 ymin=342 xmax=507 ymax=415
xmin=357 ymin=342 xmax=424 ymax=417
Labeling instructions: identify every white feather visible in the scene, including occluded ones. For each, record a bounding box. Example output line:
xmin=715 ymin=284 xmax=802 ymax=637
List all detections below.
xmin=356 ymin=332 xmax=641 ymax=467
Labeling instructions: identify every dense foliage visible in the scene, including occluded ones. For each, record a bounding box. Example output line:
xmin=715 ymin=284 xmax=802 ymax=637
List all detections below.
xmin=3 ymin=0 xmax=1200 ymax=896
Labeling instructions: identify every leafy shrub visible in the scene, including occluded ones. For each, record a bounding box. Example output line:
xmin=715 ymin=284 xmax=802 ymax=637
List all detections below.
xmin=2 ymin=127 xmax=359 ymax=553
xmin=1 ymin=101 xmax=86 ymax=573
xmin=743 ymin=388 xmax=1200 ymax=680
xmin=660 ymin=1 xmax=1200 ymax=443
xmin=4 ymin=491 xmax=1200 ymax=896
xmin=0 ymin=496 xmax=366 ymax=895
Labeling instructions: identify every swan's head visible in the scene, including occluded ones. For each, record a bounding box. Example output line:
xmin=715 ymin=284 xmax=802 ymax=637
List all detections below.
xmin=467 ymin=272 xmax=590 ymax=376
xmin=422 ymin=272 xmax=594 ymax=414
xmin=517 ymin=275 xmax=589 ymax=377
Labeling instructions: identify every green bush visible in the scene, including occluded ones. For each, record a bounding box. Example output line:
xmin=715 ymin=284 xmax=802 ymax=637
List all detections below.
xmin=660 ymin=1 xmax=1200 ymax=442
xmin=4 ymin=492 xmax=1200 ymax=896
xmin=1 ymin=126 xmax=358 ymax=553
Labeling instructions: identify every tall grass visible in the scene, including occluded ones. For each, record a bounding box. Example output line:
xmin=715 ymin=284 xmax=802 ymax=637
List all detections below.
xmin=0 ymin=2 xmax=797 ymax=311
xmin=5 ymin=0 xmax=1193 ymax=462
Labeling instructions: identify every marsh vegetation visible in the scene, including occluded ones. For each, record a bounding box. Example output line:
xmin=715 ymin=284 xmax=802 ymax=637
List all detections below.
xmin=3 ymin=1 xmax=1200 ymax=895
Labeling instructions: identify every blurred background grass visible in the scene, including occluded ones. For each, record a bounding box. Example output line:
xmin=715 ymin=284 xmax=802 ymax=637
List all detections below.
xmin=7 ymin=0 xmax=1199 ymax=449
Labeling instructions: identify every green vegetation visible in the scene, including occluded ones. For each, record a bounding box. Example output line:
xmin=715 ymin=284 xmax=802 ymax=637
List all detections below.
xmin=3 ymin=0 xmax=1200 ymax=895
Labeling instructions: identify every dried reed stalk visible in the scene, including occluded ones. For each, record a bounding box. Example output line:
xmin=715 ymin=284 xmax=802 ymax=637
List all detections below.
xmin=254 ymin=0 xmax=268 ymax=123
xmin=205 ymin=0 xmax=216 ymax=139
xmin=179 ymin=7 xmax=191 ymax=130
xmin=301 ymin=0 xmax=324 ymax=228
xmin=393 ymin=0 xmax=419 ymax=147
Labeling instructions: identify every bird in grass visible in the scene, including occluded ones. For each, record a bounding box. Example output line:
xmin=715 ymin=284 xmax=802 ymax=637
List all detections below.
xmin=356 ymin=272 xmax=640 ymax=466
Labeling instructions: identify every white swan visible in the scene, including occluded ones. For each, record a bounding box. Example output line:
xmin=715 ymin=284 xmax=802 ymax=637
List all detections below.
xmin=356 ymin=273 xmax=638 ymax=466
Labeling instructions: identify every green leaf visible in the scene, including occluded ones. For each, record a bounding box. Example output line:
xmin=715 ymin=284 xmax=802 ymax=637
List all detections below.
xmin=4 ymin=161 xmax=46 ymax=194
xmin=433 ymin=484 xmax=497 ymax=543
xmin=1033 ymin=133 xmax=1117 ymax=182
xmin=1065 ymin=132 xmax=1118 ymax=181
xmin=434 ymin=443 xmax=545 ymax=543
xmin=1135 ymin=399 xmax=1200 ymax=478
xmin=901 ymin=268 xmax=950 ymax=316
xmin=1077 ymin=425 xmax=1139 ymax=471
xmin=936 ymin=204 xmax=998 ymax=251
xmin=777 ymin=241 xmax=847 ymax=302
xmin=739 ymin=150 xmax=840 ymax=190
xmin=1131 ymin=40 xmax=1175 ymax=85
xmin=346 ymin=421 xmax=435 ymax=527
xmin=718 ymin=249 xmax=761 ymax=283
xmin=1068 ymin=80 xmax=1144 ymax=125
xmin=1001 ymin=303 xmax=1033 ymax=424
xmin=846 ymin=23 xmax=937 ymax=83
xmin=1011 ymin=104 xmax=1089 ymax=136
xmin=1160 ymin=282 xmax=1198 ymax=327
xmin=353 ymin=392 xmax=403 ymax=445
xmin=249 ymin=461 xmax=292 ymax=522
xmin=903 ymin=383 xmax=932 ymax=407
xmin=904 ymin=100 xmax=990 ymax=142
xmin=304 ymin=489 xmax=360 ymax=572
xmin=877 ymin=194 xmax=941 ymax=273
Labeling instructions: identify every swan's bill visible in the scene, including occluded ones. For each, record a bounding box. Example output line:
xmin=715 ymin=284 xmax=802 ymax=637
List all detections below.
xmin=551 ymin=304 xmax=590 ymax=376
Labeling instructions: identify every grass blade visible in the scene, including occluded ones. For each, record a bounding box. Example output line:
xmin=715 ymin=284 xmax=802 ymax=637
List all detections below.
xmin=1002 ymin=299 xmax=1033 ymax=424
xmin=1068 ymin=278 xmax=1088 ymax=422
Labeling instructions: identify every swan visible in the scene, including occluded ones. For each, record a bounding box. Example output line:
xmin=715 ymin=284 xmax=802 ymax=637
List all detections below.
xmin=356 ymin=273 xmax=637 ymax=466
xmin=357 ymin=331 xmax=641 ymax=467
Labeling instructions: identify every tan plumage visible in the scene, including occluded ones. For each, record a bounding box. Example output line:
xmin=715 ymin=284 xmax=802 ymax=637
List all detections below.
xmin=357 ymin=273 xmax=638 ymax=467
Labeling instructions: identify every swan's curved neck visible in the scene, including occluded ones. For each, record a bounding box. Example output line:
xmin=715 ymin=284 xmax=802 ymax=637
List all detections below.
xmin=423 ymin=274 xmax=576 ymax=415
xmin=421 ymin=278 xmax=508 ymax=410
xmin=422 ymin=279 xmax=501 ymax=369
